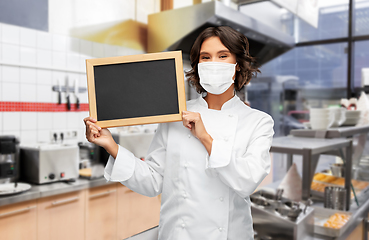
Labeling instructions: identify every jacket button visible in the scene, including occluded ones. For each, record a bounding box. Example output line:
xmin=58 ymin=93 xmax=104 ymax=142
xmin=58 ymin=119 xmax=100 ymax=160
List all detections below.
xmin=188 ymin=134 xmax=191 ymax=138
xmin=219 ymin=227 xmax=223 ymax=232
xmin=228 ymin=114 xmax=233 ymax=118
xmin=184 ymin=163 xmax=188 ymax=168
xmin=224 ymin=137 xmax=229 ymax=142
xmin=181 ymin=223 xmax=185 ymax=228
xmin=183 ymin=192 xmax=187 ymax=198
xmin=219 ymin=197 xmax=224 ymax=202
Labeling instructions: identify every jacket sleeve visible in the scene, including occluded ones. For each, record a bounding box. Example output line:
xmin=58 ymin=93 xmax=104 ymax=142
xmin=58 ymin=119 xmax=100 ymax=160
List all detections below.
xmin=104 ymin=123 xmax=168 ymax=197
xmin=205 ymin=115 xmax=274 ymax=198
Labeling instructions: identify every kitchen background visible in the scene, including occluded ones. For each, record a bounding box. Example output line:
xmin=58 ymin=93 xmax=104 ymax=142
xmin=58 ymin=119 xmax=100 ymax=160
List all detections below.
xmin=0 ymin=0 xmax=368 ymax=181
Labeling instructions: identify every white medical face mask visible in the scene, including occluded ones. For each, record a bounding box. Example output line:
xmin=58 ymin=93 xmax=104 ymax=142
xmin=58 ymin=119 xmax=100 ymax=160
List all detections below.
xmin=198 ymin=62 xmax=237 ymax=95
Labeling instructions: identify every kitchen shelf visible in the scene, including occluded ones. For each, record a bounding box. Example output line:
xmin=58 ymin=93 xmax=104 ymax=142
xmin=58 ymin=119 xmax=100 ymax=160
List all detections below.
xmin=270 ymin=136 xmax=353 ymax=210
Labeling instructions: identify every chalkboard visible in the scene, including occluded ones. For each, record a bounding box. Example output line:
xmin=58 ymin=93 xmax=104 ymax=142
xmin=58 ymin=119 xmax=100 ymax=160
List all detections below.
xmin=86 ymin=51 xmax=186 ymax=128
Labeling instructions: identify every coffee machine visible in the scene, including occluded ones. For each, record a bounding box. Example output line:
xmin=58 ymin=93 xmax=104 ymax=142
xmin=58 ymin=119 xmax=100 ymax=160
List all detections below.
xmin=0 ymin=136 xmax=20 ymax=184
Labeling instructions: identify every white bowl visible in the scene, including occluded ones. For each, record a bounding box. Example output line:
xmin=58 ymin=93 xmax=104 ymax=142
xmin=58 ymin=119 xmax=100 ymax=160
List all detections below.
xmin=345 ymin=110 xmax=361 ymax=118
xmin=341 ymin=117 xmax=360 ymax=126
xmin=310 ymin=108 xmax=330 ymax=114
xmin=329 ymin=108 xmax=346 ymax=127
xmin=310 ymin=118 xmax=332 ymax=129
xmin=310 ymin=112 xmax=330 ymax=118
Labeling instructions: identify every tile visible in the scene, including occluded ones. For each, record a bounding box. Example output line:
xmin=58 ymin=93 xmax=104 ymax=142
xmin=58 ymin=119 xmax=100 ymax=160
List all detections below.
xmin=52 ymin=51 xmax=67 ymax=69
xmin=77 ymin=129 xmax=85 ymax=143
xmin=79 ymin=56 xmax=87 ymax=73
xmin=36 ymin=31 xmax=52 ymax=50
xmin=20 ymin=83 xmax=37 ymax=102
xmin=92 ymin=42 xmax=104 ymax=58
xmin=3 ymin=112 xmax=20 ymax=131
xmin=104 ymin=44 xmax=116 ymax=57
xmin=116 ymin=46 xmax=129 ymax=57
xmin=2 ymin=82 xmax=19 ymax=101
xmin=21 ymin=112 xmax=37 ymax=130
xmin=20 ymin=46 xmax=37 ymax=66
xmin=37 ymin=112 xmax=52 ymax=130
xmin=66 ymin=112 xmax=81 ymax=129
xmin=36 ymin=69 xmax=52 ymax=85
xmin=67 ymin=37 xmax=80 ymax=54
xmin=80 ymin=39 xmax=93 ymax=57
xmin=2 ymin=65 xmax=19 ymax=83
xmin=51 ymin=70 xmax=65 ymax=86
xmin=37 ymin=49 xmax=52 ymax=68
xmin=38 ymin=130 xmax=51 ymax=143
xmin=36 ymin=84 xmax=53 ymax=102
xmin=2 ymin=24 xmax=20 ymax=45
xmin=66 ymin=53 xmax=80 ymax=71
xmin=52 ymin=34 xmax=67 ymax=52
xmin=0 ymin=112 xmax=2 ymax=132
xmin=20 ymin=27 xmax=37 ymax=47
xmin=20 ymin=67 xmax=37 ymax=84
xmin=52 ymin=112 xmax=67 ymax=130
xmin=20 ymin=130 xmax=37 ymax=144
xmin=2 ymin=43 xmax=20 ymax=64
xmin=3 ymin=130 xmax=21 ymax=140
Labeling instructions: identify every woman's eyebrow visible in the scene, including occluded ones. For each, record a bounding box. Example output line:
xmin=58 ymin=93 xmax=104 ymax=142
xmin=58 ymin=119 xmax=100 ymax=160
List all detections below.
xmin=200 ymin=50 xmax=230 ymax=55
xmin=218 ymin=50 xmax=230 ymax=54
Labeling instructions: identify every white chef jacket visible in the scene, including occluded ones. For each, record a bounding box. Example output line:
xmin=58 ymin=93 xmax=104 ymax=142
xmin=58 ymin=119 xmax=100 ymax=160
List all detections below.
xmin=104 ymin=94 xmax=274 ymax=240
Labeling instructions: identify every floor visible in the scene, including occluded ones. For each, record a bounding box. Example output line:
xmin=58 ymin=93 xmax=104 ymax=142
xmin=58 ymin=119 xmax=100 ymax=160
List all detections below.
xmin=124 ymin=227 xmax=158 ymax=240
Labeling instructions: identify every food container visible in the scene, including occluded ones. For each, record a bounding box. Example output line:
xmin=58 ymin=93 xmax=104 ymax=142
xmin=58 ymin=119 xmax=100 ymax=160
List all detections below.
xmin=330 ymin=163 xmax=345 ymax=177
xmin=324 ymin=186 xmax=346 ymax=210
xmin=313 ymin=207 xmax=352 ymax=237
xmin=250 ymin=190 xmax=315 ymax=240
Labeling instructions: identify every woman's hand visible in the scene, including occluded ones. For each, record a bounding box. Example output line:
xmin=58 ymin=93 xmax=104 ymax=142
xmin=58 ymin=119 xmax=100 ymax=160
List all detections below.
xmin=182 ymin=111 xmax=213 ymax=155
xmin=83 ymin=117 xmax=118 ymax=158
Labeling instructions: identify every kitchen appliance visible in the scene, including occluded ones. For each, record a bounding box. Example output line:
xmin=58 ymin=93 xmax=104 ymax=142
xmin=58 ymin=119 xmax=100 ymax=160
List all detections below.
xmin=20 ymin=144 xmax=79 ymax=184
xmin=112 ymin=131 xmax=155 ymax=160
xmin=0 ymin=135 xmax=20 ymax=184
xmin=78 ymin=142 xmax=106 ymax=179
xmin=250 ymin=190 xmax=314 ymax=240
xmin=78 ymin=142 xmax=97 ymax=169
xmin=324 ymin=186 xmax=346 ymax=210
xmin=148 ymin=1 xmax=294 ymax=64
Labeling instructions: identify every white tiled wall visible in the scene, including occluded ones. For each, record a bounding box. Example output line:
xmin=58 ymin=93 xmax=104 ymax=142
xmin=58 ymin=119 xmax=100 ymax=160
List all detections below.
xmin=0 ymin=22 xmax=145 ymax=144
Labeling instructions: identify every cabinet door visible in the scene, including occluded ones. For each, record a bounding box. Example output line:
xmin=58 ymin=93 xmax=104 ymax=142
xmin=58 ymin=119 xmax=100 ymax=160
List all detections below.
xmin=345 ymin=213 xmax=369 ymax=240
xmin=0 ymin=200 xmax=37 ymax=240
xmin=86 ymin=184 xmax=117 ymax=240
xmin=38 ymin=190 xmax=85 ymax=240
xmin=117 ymin=184 xmax=161 ymax=239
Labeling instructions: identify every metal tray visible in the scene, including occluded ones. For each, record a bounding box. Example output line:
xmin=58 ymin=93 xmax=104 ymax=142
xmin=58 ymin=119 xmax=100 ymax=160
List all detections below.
xmin=0 ymin=183 xmax=31 ymax=196
xmin=313 ymin=207 xmax=352 ymax=237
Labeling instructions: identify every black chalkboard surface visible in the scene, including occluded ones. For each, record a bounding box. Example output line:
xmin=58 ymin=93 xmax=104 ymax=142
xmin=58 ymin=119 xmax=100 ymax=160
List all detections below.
xmin=86 ymin=51 xmax=186 ymax=128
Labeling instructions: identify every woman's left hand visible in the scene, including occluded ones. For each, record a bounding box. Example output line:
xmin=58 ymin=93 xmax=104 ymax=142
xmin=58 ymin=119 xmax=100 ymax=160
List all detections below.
xmin=182 ymin=111 xmax=213 ymax=154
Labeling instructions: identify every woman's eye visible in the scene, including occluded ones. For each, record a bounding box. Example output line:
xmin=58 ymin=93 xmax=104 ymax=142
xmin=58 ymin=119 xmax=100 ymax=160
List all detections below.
xmin=201 ymin=56 xmax=210 ymax=59
xmin=220 ymin=55 xmax=228 ymax=58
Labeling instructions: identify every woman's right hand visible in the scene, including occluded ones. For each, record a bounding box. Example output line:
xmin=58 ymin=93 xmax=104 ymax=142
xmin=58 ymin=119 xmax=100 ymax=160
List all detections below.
xmin=83 ymin=117 xmax=118 ymax=158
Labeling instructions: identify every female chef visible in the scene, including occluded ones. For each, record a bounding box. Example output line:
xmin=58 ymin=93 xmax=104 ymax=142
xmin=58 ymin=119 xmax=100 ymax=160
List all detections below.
xmin=84 ymin=26 xmax=274 ymax=240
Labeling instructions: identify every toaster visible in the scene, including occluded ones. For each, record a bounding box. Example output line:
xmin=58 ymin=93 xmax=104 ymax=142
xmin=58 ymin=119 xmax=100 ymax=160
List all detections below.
xmin=20 ymin=144 xmax=79 ymax=184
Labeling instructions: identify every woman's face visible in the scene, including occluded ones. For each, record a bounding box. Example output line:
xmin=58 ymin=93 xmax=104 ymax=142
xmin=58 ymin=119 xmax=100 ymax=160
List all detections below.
xmin=198 ymin=36 xmax=238 ymax=80
xmin=199 ymin=36 xmax=237 ymax=64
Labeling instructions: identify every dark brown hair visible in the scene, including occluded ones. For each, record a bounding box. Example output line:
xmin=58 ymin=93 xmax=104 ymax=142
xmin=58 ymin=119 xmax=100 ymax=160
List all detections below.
xmin=186 ymin=26 xmax=260 ymax=93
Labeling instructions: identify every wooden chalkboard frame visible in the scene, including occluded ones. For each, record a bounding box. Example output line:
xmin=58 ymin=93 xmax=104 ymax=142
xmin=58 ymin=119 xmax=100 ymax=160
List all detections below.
xmin=86 ymin=51 xmax=186 ymax=128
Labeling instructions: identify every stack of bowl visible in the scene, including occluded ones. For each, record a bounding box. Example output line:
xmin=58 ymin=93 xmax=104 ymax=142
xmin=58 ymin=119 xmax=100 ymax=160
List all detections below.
xmin=329 ymin=107 xmax=346 ymax=128
xmin=341 ymin=110 xmax=361 ymax=126
xmin=309 ymin=108 xmax=332 ymax=130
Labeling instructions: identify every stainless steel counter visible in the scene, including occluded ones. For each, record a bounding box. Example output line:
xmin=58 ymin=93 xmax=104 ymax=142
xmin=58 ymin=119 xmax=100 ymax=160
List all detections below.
xmin=261 ymin=181 xmax=369 ymax=240
xmin=0 ymin=177 xmax=114 ymax=207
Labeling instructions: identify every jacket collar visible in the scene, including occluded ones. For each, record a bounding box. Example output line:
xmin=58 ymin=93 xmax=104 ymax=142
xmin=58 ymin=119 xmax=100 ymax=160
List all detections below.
xmin=197 ymin=94 xmax=240 ymax=111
